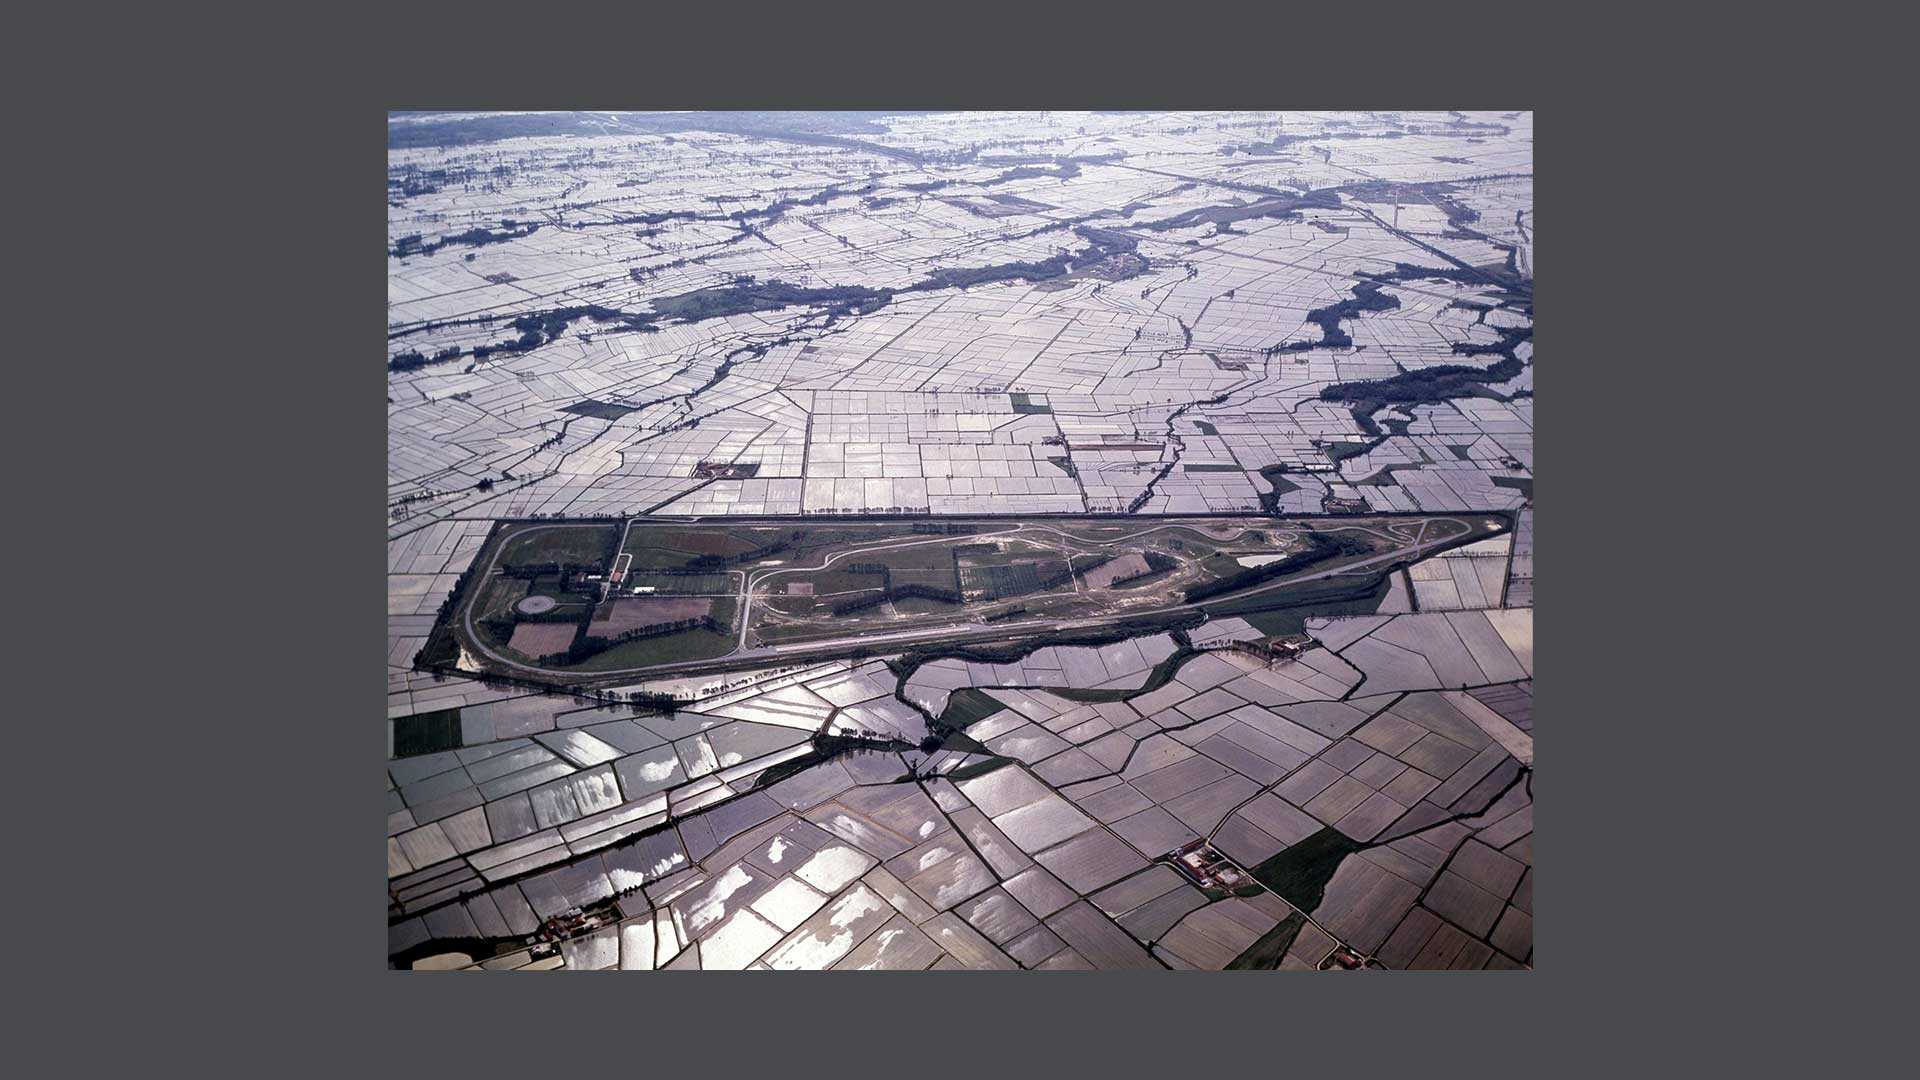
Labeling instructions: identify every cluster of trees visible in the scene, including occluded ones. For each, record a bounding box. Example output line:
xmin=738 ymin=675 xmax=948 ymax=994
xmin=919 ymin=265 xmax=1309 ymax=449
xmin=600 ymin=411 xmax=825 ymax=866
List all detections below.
xmin=1319 ymin=351 xmax=1524 ymax=408
xmin=390 ymin=305 xmax=666 ymax=374
xmin=1314 ymin=316 xmax=1528 ymax=434
xmin=911 ymin=226 xmax=1138 ymax=292
xmin=1356 ymin=260 xmax=1531 ymax=304
xmin=1322 ymin=363 xmax=1494 ymax=405
xmin=1451 ymin=324 xmax=1531 ymax=363
xmin=651 ymin=280 xmax=895 ymax=323
xmin=389 ymin=221 xmax=541 ymax=259
xmin=744 ymin=183 xmax=874 ymax=222
xmin=1140 ymin=188 xmax=1343 ymax=233
xmin=521 ymin=224 xmax=1145 ymax=340
xmin=981 ymin=160 xmax=1081 ymax=185
xmin=456 ymin=305 xmax=661 ymax=366
xmin=387 ymin=345 xmax=464 ymax=373
xmin=1182 ymin=533 xmax=1374 ymax=603
xmin=499 ymin=560 xmax=607 ymax=587
xmin=508 ymin=305 xmax=657 ymax=345
xmin=628 ymin=691 xmax=686 ymax=713
xmin=919 ymin=251 xmax=1074 ymax=290
xmin=1272 ymin=280 xmax=1402 ymax=353
xmin=387 ymin=166 xmax=482 ymax=199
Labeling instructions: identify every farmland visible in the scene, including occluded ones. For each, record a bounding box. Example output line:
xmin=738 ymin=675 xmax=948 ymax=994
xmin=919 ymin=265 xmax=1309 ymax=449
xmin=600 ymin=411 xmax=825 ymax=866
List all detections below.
xmin=386 ymin=110 xmax=1535 ymax=973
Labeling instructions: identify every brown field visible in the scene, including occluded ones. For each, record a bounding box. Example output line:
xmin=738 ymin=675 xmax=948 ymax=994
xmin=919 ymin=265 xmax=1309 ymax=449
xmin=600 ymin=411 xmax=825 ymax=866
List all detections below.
xmin=588 ymin=596 xmax=713 ymax=635
xmin=1081 ymin=551 xmax=1151 ymax=589
xmin=507 ymin=622 xmax=577 ymax=658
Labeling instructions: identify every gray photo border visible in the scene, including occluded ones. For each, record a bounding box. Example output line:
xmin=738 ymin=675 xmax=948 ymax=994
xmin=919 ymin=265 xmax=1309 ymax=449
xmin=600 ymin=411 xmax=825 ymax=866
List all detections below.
xmin=25 ymin=0 xmax=1837 ymax=1073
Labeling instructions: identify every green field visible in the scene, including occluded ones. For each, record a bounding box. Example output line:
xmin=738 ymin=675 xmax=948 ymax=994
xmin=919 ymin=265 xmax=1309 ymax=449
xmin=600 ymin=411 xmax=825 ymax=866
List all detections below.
xmin=498 ymin=524 xmax=619 ymax=568
xmin=1250 ymin=828 xmax=1364 ymax=914
xmin=623 ymin=570 xmax=734 ymax=594
xmin=939 ymin=687 xmax=1007 ymax=729
xmin=392 ymin=707 xmax=462 ymax=757
xmin=891 ymin=593 xmax=965 ymax=616
xmin=553 ymin=626 xmax=736 ymax=671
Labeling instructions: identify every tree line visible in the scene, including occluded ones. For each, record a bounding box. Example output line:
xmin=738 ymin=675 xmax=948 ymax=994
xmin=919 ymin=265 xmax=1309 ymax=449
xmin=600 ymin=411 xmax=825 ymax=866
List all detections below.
xmin=829 ymin=582 xmax=964 ymax=616
xmin=538 ymin=615 xmax=727 ymax=665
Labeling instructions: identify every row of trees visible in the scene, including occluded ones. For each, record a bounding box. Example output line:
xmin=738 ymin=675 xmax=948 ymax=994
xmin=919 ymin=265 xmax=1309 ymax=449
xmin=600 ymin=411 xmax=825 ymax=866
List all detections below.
xmin=537 ymin=615 xmax=726 ymax=665
xmin=651 ymin=280 xmax=895 ymax=323
xmin=388 ymin=346 xmax=462 ymax=373
xmin=829 ymin=582 xmax=964 ymax=616
xmin=387 ymin=303 xmax=664 ymax=374
xmin=686 ymin=536 xmax=793 ymax=570
xmin=390 ymin=221 xmax=541 ymax=259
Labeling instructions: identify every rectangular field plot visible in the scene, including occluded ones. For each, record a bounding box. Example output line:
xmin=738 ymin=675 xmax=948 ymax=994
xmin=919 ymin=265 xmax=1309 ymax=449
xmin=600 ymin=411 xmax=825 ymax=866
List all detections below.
xmin=588 ymin=597 xmax=714 ymax=635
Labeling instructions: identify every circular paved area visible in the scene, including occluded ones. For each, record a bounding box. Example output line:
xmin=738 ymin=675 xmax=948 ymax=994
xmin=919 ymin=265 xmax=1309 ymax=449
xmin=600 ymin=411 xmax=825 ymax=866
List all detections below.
xmin=516 ymin=595 xmax=558 ymax=615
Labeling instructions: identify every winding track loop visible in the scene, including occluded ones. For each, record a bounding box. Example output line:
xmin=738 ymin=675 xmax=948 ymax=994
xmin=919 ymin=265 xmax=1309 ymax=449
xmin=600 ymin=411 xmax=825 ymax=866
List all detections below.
xmin=457 ymin=515 xmax=1479 ymax=682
